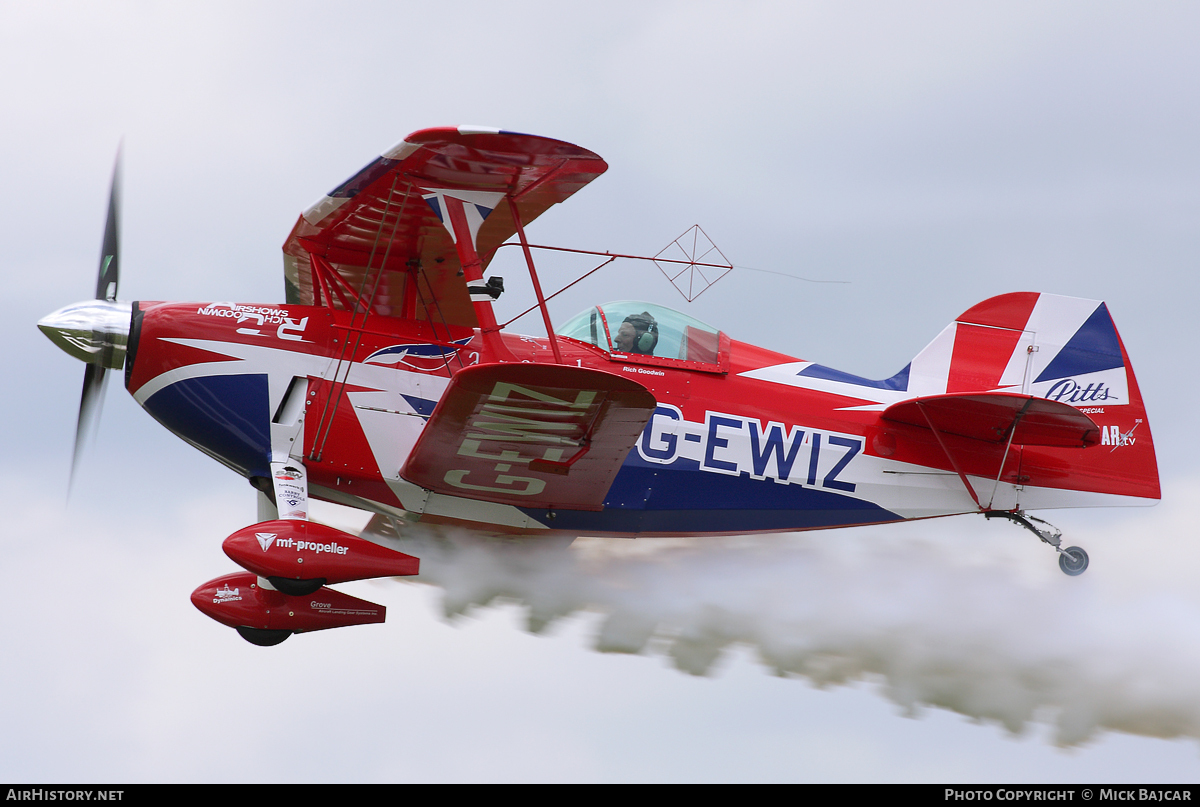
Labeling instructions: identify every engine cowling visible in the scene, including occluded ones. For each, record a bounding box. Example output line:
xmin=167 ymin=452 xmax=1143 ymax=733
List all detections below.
xmin=191 ymin=572 xmax=386 ymax=643
xmin=222 ymin=519 xmax=419 ymax=586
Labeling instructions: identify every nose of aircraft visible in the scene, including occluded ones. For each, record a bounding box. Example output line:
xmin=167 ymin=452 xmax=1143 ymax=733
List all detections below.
xmin=38 ymin=299 xmax=132 ymax=369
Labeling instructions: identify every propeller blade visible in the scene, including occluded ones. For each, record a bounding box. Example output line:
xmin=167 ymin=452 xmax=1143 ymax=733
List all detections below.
xmin=66 ymin=147 xmax=122 ymax=498
xmin=70 ymin=363 xmax=108 ymax=496
xmin=95 ymin=148 xmax=121 ymax=302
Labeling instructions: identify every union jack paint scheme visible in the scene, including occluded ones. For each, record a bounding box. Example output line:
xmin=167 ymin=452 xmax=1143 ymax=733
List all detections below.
xmin=39 ymin=127 xmax=1159 ymax=645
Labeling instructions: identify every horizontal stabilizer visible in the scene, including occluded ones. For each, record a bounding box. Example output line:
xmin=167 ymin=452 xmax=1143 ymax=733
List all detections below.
xmin=401 ymin=363 xmax=657 ymax=511
xmin=882 ymin=392 xmax=1101 ymax=448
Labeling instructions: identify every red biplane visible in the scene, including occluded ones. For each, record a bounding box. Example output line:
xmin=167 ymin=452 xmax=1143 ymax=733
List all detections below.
xmin=40 ymin=127 xmax=1159 ymax=645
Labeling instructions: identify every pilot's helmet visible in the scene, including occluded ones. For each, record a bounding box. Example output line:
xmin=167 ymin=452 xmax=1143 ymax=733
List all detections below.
xmin=622 ymin=312 xmax=659 ymax=355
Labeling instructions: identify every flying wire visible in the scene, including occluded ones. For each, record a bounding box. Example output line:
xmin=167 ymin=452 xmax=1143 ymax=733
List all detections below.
xmin=732 ymin=265 xmax=851 ymax=284
xmin=493 ymin=242 xmax=850 ymax=287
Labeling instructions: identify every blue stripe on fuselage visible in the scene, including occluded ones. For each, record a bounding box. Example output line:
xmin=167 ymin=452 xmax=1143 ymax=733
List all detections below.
xmin=520 ymin=453 xmax=900 ymax=534
xmin=142 ymin=374 xmax=271 ymax=478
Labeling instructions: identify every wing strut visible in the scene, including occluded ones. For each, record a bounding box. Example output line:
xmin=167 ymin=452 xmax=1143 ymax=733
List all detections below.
xmin=913 ymin=397 xmax=1032 ymax=511
xmin=984 ymin=397 xmax=1030 ymax=509
xmin=423 ymin=188 xmax=514 ymax=360
xmin=507 ymin=197 xmax=563 ymax=364
xmin=308 ymin=252 xmax=368 ymax=312
xmin=914 ymin=399 xmax=984 ymax=510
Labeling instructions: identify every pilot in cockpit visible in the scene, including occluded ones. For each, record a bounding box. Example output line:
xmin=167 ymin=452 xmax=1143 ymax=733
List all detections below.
xmin=614 ymin=311 xmax=659 ymax=356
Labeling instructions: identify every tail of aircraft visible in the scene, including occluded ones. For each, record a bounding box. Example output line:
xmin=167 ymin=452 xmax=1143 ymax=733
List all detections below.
xmin=895 ymin=291 xmax=1159 ymax=507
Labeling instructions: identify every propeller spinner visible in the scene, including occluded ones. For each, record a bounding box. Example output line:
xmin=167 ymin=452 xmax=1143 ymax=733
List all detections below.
xmin=37 ymin=150 xmax=132 ymax=492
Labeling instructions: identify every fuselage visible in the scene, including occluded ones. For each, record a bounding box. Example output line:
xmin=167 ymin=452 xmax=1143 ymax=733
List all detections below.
xmin=123 ymin=298 xmax=1156 ymax=538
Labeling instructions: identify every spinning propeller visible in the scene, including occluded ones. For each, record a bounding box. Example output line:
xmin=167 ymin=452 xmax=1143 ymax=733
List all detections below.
xmin=38 ymin=150 xmax=133 ymax=494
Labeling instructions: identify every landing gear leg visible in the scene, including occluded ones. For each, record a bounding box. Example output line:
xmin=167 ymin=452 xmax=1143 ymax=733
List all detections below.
xmin=984 ymin=510 xmax=1089 ymax=576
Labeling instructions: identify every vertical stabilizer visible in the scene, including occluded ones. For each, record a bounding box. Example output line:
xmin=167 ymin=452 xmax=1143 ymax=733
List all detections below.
xmin=903 ymin=292 xmax=1158 ymax=505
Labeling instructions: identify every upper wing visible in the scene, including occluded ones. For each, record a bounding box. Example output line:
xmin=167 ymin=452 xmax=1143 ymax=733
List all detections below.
xmin=282 ymin=127 xmax=608 ymax=328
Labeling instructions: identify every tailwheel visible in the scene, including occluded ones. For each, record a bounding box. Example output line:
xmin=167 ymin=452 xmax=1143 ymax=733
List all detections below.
xmin=1058 ymin=546 xmax=1089 ymax=576
xmin=984 ymin=510 xmax=1089 ymax=576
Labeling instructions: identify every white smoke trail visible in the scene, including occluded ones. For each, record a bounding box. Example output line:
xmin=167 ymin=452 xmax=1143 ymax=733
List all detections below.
xmin=361 ymin=477 xmax=1200 ymax=748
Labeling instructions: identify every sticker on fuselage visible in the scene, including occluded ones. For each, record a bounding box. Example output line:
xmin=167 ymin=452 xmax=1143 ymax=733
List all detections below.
xmin=637 ymin=404 xmax=863 ymax=492
xmin=1100 ymin=420 xmax=1142 ymax=451
xmin=196 ymin=303 xmax=309 ymax=341
xmin=363 ymin=338 xmax=472 ymax=372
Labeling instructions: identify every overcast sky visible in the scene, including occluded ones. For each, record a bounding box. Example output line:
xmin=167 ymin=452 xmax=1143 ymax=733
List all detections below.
xmin=3 ymin=0 xmax=1200 ymax=783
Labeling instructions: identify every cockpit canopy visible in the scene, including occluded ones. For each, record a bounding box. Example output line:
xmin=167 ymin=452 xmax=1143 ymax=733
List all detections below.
xmin=557 ymin=301 xmax=726 ymax=369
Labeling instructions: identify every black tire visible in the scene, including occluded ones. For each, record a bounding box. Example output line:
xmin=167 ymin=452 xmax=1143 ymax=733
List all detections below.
xmin=267 ymin=576 xmax=326 ymax=596
xmin=1059 ymin=546 xmax=1089 ymax=576
xmin=235 ymin=626 xmax=292 ymax=646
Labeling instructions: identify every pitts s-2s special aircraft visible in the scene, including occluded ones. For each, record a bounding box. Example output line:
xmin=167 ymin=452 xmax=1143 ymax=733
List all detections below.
xmin=40 ymin=127 xmax=1160 ymax=646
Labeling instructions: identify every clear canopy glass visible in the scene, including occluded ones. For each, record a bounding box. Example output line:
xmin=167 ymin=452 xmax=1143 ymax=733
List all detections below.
xmin=557 ymin=301 xmax=723 ymax=364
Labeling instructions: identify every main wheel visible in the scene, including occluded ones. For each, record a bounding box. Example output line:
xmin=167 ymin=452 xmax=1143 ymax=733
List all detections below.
xmin=235 ymin=626 xmax=292 ymax=646
xmin=1058 ymin=546 xmax=1089 ymax=576
xmin=267 ymin=576 xmax=326 ymax=596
